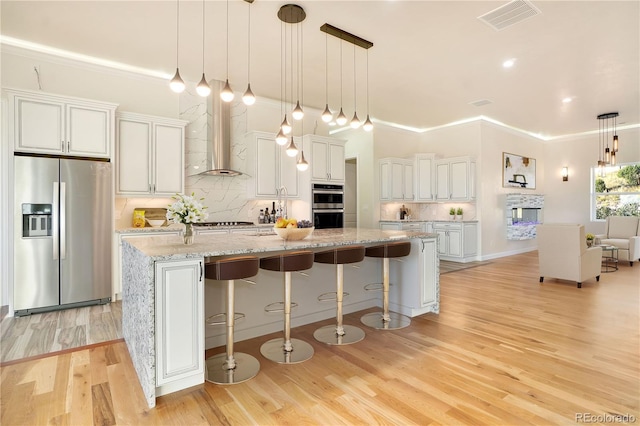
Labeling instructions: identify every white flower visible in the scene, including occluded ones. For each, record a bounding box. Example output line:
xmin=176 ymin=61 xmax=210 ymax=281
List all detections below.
xmin=166 ymin=193 xmax=208 ymax=225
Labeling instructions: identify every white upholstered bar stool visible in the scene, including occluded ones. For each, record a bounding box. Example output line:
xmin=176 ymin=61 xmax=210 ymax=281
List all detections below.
xmin=313 ymin=245 xmax=366 ymax=345
xmin=361 ymin=241 xmax=412 ymax=330
xmin=260 ymin=250 xmax=315 ymax=364
xmin=204 ymin=256 xmax=260 ymax=384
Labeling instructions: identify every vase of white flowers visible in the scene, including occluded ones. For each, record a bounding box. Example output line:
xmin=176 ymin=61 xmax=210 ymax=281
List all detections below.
xmin=166 ymin=193 xmax=208 ymax=245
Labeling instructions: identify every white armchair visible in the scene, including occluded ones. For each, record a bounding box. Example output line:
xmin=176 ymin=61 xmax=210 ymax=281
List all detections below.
xmin=595 ymin=216 xmax=640 ymax=266
xmin=536 ymin=224 xmax=602 ymax=288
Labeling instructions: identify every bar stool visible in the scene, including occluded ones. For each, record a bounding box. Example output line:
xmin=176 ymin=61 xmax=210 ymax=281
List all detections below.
xmin=361 ymin=241 xmax=412 ymax=330
xmin=204 ymin=256 xmax=260 ymax=385
xmin=260 ymin=250 xmax=315 ymax=364
xmin=314 ymin=245 xmax=366 ymax=345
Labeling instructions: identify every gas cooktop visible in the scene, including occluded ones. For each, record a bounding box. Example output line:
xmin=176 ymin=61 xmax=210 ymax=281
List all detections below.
xmin=192 ymin=221 xmax=255 ymax=227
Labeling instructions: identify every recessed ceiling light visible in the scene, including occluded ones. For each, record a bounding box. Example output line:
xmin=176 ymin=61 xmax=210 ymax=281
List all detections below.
xmin=503 ymin=59 xmax=516 ymax=68
xmin=562 ymin=97 xmax=573 ymax=104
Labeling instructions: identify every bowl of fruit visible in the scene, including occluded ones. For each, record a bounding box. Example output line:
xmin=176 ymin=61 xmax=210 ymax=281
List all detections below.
xmin=273 ymin=218 xmax=314 ymax=241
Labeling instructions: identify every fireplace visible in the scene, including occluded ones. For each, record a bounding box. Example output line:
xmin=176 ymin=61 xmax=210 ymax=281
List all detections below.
xmin=506 ymin=193 xmax=544 ymax=240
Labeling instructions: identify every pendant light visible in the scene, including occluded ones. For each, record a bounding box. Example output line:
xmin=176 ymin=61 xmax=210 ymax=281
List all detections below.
xmin=350 ymin=43 xmax=361 ymax=129
xmin=242 ymin=0 xmax=255 ymax=105
xmin=321 ymin=33 xmax=333 ymax=123
xmin=195 ymin=0 xmax=211 ymax=97
xmin=597 ymin=112 xmax=620 ymax=168
xmin=169 ymin=0 xmax=185 ymax=93
xmin=363 ymin=48 xmax=373 ymax=131
xmin=277 ymin=4 xmax=305 ymax=135
xmin=336 ymin=40 xmax=348 ymax=126
xmin=220 ymin=0 xmax=234 ymax=102
xmin=613 ymin=115 xmax=619 ymax=152
xmin=291 ymin=19 xmax=304 ymax=120
xmin=286 ymin=136 xmax=298 ymax=157
xmin=296 ymin=22 xmax=308 ymax=172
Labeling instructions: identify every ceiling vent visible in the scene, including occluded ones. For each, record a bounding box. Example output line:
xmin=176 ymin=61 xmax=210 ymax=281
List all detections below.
xmin=469 ymin=99 xmax=493 ymax=107
xmin=478 ymin=0 xmax=541 ymax=31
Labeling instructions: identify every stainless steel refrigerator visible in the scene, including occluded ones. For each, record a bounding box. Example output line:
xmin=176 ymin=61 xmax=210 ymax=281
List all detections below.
xmin=13 ymin=154 xmax=112 ymax=316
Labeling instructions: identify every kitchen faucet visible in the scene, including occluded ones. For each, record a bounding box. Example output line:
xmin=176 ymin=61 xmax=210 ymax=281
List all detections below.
xmin=277 ymin=186 xmax=289 ymax=219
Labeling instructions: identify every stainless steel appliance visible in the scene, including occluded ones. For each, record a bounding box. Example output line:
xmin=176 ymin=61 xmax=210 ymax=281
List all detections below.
xmin=312 ymin=183 xmax=344 ymax=229
xmin=13 ymin=154 xmax=112 ymax=316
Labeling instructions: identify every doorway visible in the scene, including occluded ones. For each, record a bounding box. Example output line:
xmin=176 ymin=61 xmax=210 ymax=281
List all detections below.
xmin=345 ymin=157 xmax=357 ymax=228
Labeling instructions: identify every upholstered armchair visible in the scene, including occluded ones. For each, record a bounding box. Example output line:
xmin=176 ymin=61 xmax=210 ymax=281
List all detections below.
xmin=595 ymin=216 xmax=640 ymax=266
xmin=536 ymin=224 xmax=602 ymax=288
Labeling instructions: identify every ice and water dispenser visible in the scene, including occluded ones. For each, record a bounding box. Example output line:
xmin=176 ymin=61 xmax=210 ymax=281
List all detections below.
xmin=22 ymin=203 xmax=52 ymax=237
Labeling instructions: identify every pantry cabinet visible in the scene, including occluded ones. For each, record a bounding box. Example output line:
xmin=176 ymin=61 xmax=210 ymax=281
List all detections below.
xmin=379 ymin=158 xmax=414 ymax=201
xmin=432 ymin=221 xmax=478 ymax=262
xmin=435 ymin=156 xmax=476 ymax=201
xmin=5 ymin=88 xmax=117 ymax=158
xmin=310 ymin=136 xmax=346 ymax=183
xmin=246 ymin=131 xmax=299 ymax=199
xmin=116 ymin=112 xmax=187 ymax=196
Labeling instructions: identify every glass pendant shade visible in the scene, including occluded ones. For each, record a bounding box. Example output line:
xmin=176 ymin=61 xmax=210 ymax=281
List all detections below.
xmin=221 ymin=79 xmax=235 ymax=102
xmin=336 ymin=108 xmax=348 ymax=126
xmin=286 ymin=137 xmax=298 ymax=157
xmin=170 ymin=68 xmax=186 ymax=93
xmin=243 ymin=84 xmax=256 ymax=105
xmin=321 ymin=104 xmax=333 ymax=123
xmin=196 ymin=74 xmax=211 ymax=97
xmin=281 ymin=115 xmax=292 ymax=135
xmin=275 ymin=129 xmax=288 ymax=146
xmin=363 ymin=115 xmax=373 ymax=131
xmin=350 ymin=112 xmax=361 ymax=129
xmin=604 ymin=147 xmax=610 ymax=163
xmin=613 ymin=135 xmax=619 ymax=152
xmin=292 ymin=101 xmax=304 ymax=120
xmin=297 ymin=151 xmax=309 ymax=171
xmin=610 ymin=151 xmax=617 ymax=166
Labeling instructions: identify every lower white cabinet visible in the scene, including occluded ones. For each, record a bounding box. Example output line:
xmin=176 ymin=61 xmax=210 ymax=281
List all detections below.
xmin=155 ymin=259 xmax=204 ymax=395
xmin=379 ymin=221 xmax=425 ymax=232
xmin=432 ymin=222 xmax=478 ymax=262
xmin=388 ymin=238 xmax=439 ymax=316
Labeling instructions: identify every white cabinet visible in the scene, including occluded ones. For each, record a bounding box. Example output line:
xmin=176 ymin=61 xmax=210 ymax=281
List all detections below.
xmin=379 ymin=158 xmax=414 ymax=201
xmin=310 ymin=136 xmax=346 ymax=183
xmin=414 ymin=154 xmax=436 ymax=201
xmin=5 ymin=88 xmax=117 ymax=158
xmin=435 ymin=156 xmax=476 ymax=201
xmin=155 ymin=259 xmax=204 ymax=395
xmin=116 ymin=112 xmax=187 ymax=196
xmin=432 ymin=222 xmax=478 ymax=262
xmin=246 ymin=131 xmax=299 ymax=199
xmin=388 ymin=237 xmax=439 ymax=316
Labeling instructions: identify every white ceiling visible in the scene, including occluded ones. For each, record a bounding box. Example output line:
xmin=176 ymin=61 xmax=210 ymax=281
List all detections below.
xmin=2 ymin=1 xmax=639 ymax=139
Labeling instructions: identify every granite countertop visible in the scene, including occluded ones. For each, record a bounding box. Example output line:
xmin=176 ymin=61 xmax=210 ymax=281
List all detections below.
xmin=123 ymin=228 xmax=437 ymax=261
xmin=116 ymin=223 xmax=275 ymax=234
xmin=380 ymin=219 xmax=479 ymax=223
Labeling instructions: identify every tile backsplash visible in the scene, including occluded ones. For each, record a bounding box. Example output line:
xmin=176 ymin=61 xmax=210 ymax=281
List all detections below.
xmin=380 ymin=202 xmax=476 ymax=221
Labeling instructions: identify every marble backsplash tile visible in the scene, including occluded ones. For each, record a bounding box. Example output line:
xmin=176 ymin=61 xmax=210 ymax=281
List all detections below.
xmin=380 ymin=202 xmax=476 ymax=221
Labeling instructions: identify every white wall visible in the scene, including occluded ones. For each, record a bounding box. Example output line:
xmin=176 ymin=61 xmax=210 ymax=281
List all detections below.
xmin=342 ymin=128 xmax=375 ymax=228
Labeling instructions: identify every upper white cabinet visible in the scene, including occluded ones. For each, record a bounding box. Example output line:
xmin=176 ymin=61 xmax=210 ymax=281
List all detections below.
xmin=435 ymin=156 xmax=476 ymax=201
xmin=379 ymin=158 xmax=414 ymax=201
xmin=116 ymin=112 xmax=187 ymax=196
xmin=310 ymin=136 xmax=345 ymax=183
xmin=414 ymin=153 xmax=436 ymax=201
xmin=5 ymin=88 xmax=117 ymax=158
xmin=246 ymin=131 xmax=299 ymax=199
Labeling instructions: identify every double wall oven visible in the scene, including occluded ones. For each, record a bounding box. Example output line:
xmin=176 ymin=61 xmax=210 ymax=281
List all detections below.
xmin=312 ymin=183 xmax=344 ymax=229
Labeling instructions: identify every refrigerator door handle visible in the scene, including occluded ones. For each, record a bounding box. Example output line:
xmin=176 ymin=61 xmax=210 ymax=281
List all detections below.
xmin=52 ymin=182 xmax=59 ymax=260
xmin=60 ymin=182 xmax=67 ymax=259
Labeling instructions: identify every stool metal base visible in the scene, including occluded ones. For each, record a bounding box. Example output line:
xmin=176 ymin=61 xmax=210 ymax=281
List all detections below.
xmin=260 ymin=338 xmax=314 ymax=364
xmin=314 ymin=324 xmax=365 ymax=345
xmin=361 ymin=311 xmax=411 ymax=330
xmin=205 ymin=352 xmax=260 ymax=385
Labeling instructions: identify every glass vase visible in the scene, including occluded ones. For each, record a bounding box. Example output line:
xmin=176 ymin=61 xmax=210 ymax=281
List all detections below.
xmin=183 ymin=223 xmax=194 ymax=245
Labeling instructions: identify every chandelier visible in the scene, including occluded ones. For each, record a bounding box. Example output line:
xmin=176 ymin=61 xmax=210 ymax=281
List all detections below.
xmin=597 ymin=112 xmax=619 ymax=172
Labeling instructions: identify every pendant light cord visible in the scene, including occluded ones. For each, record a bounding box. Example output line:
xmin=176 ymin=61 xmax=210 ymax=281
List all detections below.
xmin=325 ymin=33 xmax=328 ymax=105
xmin=176 ymin=0 xmax=180 ymax=66
xmin=280 ymin=20 xmax=284 ymax=117
xmin=340 ymin=40 xmax=343 ymax=108
xmin=201 ymin=0 xmax=205 ymax=73
xmin=353 ymin=43 xmax=357 ymax=111
xmin=247 ymin=2 xmax=251 ymax=83
xmin=366 ymin=49 xmax=369 ymax=114
xmin=226 ymin=0 xmax=229 ymax=78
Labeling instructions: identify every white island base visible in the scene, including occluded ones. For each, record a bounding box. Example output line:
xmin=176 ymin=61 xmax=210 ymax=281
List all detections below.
xmin=121 ymin=228 xmax=439 ymax=408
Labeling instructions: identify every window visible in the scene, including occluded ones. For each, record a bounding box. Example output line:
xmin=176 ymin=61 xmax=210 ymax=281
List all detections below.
xmin=591 ymin=162 xmax=640 ymax=220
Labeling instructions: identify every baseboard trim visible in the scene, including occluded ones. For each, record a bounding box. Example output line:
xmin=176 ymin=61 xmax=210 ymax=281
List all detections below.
xmin=480 ymin=247 xmax=537 ymax=261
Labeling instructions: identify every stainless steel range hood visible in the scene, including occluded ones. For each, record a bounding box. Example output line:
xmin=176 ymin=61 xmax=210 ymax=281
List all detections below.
xmin=199 ymin=80 xmax=241 ymax=176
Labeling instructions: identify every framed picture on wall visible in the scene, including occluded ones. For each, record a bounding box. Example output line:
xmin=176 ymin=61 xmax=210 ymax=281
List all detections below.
xmin=502 ymin=152 xmax=536 ymax=189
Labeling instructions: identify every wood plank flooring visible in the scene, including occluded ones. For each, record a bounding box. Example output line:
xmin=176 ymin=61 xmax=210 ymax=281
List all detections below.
xmin=1 ymin=252 xmax=638 ymax=425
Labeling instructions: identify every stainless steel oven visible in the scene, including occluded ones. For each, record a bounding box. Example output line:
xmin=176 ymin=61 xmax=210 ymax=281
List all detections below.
xmin=312 ymin=183 xmax=344 ymax=229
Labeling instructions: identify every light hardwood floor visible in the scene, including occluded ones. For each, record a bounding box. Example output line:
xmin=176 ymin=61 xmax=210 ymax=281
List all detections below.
xmin=1 ymin=251 xmax=638 ymax=425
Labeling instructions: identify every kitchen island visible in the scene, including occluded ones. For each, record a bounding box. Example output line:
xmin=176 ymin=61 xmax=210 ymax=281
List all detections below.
xmin=121 ymin=228 xmax=439 ymax=408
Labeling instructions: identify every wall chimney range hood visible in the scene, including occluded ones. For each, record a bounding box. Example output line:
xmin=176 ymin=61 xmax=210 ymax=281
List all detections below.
xmin=199 ymin=80 xmax=241 ymax=176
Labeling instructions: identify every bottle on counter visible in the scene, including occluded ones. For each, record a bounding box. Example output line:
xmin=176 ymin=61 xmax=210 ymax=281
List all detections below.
xmin=400 ymin=205 xmax=406 ymax=220
xmin=259 ymin=209 xmax=265 ymax=224
xmin=271 ymin=202 xmax=276 ymax=223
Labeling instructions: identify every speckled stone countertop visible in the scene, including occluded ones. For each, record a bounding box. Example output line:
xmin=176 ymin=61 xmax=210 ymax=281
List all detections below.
xmin=123 ymin=228 xmax=437 ymax=260
xmin=379 ymin=219 xmax=479 ymax=223
xmin=116 ymin=223 xmax=274 ymax=234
